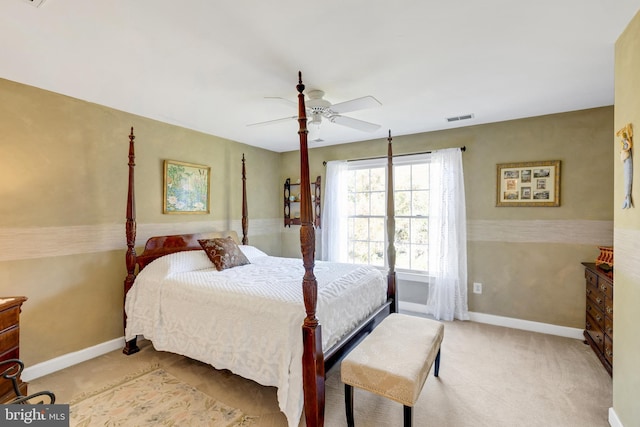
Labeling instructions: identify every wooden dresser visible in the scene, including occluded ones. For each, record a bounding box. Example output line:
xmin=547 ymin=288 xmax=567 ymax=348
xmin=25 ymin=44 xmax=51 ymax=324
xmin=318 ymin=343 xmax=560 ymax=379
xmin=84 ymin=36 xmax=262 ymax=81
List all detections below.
xmin=582 ymin=263 xmax=613 ymax=375
xmin=0 ymin=296 xmax=28 ymax=402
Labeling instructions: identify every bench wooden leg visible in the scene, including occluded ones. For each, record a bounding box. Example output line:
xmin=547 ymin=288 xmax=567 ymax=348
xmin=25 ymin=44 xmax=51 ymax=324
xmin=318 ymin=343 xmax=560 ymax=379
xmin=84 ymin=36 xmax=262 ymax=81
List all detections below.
xmin=434 ymin=347 xmax=441 ymax=377
xmin=345 ymin=384 xmax=355 ymax=427
xmin=404 ymin=405 xmax=413 ymax=427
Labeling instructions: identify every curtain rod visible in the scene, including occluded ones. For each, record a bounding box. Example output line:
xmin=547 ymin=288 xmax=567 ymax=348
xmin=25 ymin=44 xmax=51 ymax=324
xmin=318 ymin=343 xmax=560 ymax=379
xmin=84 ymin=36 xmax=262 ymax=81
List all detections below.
xmin=322 ymin=146 xmax=466 ymax=166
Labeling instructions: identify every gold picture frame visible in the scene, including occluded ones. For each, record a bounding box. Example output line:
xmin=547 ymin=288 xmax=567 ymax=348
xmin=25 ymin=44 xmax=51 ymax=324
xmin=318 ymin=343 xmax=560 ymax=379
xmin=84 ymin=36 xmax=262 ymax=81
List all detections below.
xmin=163 ymin=160 xmax=211 ymax=214
xmin=496 ymin=160 xmax=560 ymax=207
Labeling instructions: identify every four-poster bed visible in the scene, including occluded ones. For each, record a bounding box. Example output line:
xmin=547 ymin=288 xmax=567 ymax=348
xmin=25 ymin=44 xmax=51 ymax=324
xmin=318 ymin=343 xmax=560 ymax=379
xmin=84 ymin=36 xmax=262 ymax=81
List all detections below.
xmin=122 ymin=73 xmax=397 ymax=427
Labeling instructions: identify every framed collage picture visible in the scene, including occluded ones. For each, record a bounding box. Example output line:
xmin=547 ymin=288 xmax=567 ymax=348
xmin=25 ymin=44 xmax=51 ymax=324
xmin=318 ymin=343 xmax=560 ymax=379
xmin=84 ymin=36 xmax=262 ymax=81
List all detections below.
xmin=496 ymin=160 xmax=561 ymax=207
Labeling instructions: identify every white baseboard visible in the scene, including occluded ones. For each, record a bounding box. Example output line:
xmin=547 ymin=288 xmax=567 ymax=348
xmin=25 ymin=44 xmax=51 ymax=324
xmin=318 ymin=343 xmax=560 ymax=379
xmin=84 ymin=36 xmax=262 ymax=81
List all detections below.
xmin=468 ymin=311 xmax=584 ymax=340
xmin=22 ymin=337 xmax=124 ymax=382
xmin=609 ymin=407 xmax=624 ymax=427
xmin=399 ymin=302 xmax=584 ymax=340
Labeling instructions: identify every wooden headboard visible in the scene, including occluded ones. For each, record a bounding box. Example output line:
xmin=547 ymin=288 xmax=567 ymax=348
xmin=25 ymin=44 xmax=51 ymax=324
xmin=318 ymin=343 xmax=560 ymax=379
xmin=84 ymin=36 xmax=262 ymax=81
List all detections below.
xmin=136 ymin=231 xmax=240 ymax=270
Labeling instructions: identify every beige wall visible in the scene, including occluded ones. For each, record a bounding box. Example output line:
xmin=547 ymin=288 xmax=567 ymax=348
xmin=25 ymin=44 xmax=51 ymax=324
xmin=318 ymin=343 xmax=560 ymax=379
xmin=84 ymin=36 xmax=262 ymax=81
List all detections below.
xmin=613 ymin=9 xmax=640 ymax=427
xmin=0 ymin=78 xmax=282 ymax=366
xmin=281 ymin=107 xmax=614 ymax=328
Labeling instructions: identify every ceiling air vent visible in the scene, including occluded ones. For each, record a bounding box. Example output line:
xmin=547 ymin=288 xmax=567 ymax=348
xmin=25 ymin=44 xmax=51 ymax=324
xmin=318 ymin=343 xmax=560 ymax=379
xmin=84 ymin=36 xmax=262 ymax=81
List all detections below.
xmin=446 ymin=113 xmax=475 ymax=123
xmin=22 ymin=0 xmax=47 ymax=7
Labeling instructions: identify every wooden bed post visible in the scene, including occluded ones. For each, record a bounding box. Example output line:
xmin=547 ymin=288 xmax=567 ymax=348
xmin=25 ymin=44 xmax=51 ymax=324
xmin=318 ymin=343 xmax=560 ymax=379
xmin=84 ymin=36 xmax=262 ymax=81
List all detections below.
xmin=241 ymin=153 xmax=248 ymax=245
xmin=297 ymin=72 xmax=325 ymax=427
xmin=123 ymin=127 xmax=140 ymax=355
xmin=387 ymin=131 xmax=398 ymax=313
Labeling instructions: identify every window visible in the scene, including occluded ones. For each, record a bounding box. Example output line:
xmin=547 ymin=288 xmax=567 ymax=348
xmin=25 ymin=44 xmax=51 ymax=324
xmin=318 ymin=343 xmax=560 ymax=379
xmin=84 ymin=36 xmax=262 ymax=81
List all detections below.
xmin=345 ymin=154 xmax=430 ymax=272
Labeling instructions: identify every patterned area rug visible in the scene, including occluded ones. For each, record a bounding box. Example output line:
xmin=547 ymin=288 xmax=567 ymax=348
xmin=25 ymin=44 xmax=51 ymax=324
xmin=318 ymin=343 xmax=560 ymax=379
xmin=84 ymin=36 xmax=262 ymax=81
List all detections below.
xmin=69 ymin=366 xmax=256 ymax=426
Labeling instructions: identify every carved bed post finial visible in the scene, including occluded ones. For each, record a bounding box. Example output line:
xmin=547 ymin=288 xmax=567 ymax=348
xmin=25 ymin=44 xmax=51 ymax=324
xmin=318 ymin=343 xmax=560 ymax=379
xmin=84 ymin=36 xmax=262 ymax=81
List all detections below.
xmin=241 ymin=154 xmax=249 ymax=245
xmin=123 ymin=127 xmax=140 ymax=355
xmin=124 ymin=127 xmax=136 ymax=294
xmin=298 ymin=71 xmax=326 ymax=427
xmin=387 ymin=130 xmax=398 ymax=313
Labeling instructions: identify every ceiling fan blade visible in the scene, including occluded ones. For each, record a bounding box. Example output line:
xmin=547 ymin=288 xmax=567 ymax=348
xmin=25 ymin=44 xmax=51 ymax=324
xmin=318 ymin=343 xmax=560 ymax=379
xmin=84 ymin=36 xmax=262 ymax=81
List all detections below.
xmin=329 ymin=96 xmax=381 ymax=114
xmin=247 ymin=115 xmax=297 ymax=127
xmin=329 ymin=115 xmax=381 ymax=132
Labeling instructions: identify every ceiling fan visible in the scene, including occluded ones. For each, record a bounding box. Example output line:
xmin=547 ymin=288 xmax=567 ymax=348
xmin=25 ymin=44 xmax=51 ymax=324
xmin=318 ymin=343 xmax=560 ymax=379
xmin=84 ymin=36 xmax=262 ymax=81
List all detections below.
xmin=248 ymin=90 xmax=382 ymax=141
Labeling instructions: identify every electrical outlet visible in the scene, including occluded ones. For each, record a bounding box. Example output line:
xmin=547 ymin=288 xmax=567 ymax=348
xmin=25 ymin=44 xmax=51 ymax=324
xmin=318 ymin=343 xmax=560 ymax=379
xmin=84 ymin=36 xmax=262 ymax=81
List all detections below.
xmin=473 ymin=282 xmax=482 ymax=294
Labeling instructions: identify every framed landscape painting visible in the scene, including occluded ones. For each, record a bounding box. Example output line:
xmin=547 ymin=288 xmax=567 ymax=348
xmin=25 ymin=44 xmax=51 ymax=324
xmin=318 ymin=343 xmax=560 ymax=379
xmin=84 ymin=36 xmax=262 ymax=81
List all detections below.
xmin=163 ymin=160 xmax=211 ymax=214
xmin=496 ymin=160 xmax=560 ymax=207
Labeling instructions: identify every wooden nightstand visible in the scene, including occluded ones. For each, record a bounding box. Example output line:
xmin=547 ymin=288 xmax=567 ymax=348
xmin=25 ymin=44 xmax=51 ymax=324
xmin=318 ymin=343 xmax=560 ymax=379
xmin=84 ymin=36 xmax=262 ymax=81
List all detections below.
xmin=0 ymin=296 xmax=28 ymax=402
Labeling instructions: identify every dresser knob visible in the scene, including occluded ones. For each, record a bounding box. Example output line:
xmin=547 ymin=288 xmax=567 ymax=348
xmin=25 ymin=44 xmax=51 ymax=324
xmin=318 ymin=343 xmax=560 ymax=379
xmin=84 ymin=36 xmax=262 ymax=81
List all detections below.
xmin=596 ymin=297 xmax=602 ymax=304
xmin=596 ymin=315 xmax=602 ymax=323
xmin=606 ymin=307 xmax=613 ymax=315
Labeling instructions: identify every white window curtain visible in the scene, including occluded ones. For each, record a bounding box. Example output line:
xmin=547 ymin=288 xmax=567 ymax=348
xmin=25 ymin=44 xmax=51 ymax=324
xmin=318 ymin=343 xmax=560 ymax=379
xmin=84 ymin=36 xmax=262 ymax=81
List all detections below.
xmin=321 ymin=160 xmax=349 ymax=261
xmin=425 ymin=148 xmax=469 ymax=321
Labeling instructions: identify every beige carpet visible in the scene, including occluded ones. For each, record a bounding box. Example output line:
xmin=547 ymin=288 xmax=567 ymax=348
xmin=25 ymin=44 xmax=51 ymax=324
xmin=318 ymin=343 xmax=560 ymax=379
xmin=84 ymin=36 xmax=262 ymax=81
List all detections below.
xmin=29 ymin=315 xmax=612 ymax=426
xmin=68 ymin=365 xmax=256 ymax=426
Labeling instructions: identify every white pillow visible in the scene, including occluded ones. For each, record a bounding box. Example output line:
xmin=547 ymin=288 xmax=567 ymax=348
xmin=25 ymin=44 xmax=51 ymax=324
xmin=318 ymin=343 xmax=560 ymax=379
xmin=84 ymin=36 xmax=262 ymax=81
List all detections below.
xmin=239 ymin=245 xmax=268 ymax=262
xmin=141 ymin=250 xmax=215 ymax=278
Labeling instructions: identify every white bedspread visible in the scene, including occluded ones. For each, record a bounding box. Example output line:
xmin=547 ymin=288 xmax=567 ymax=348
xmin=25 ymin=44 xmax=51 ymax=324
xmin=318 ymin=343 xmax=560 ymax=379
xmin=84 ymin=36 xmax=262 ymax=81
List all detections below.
xmin=124 ymin=246 xmax=387 ymax=427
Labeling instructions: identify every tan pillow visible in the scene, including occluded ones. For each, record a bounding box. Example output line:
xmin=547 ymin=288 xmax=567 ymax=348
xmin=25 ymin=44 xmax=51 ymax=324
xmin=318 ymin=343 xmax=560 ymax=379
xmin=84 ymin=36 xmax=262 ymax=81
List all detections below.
xmin=198 ymin=237 xmax=250 ymax=271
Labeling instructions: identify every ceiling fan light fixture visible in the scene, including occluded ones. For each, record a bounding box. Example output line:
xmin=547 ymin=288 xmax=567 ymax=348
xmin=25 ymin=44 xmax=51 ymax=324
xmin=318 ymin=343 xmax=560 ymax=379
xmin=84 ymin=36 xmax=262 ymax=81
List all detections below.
xmin=309 ymin=113 xmax=322 ymax=126
xmin=308 ymin=115 xmax=321 ymax=141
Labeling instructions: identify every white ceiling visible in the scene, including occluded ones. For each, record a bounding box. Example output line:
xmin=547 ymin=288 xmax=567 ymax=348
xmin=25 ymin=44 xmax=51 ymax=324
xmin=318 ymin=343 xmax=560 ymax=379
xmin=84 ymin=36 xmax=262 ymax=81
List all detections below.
xmin=2 ymin=1 xmax=639 ymax=153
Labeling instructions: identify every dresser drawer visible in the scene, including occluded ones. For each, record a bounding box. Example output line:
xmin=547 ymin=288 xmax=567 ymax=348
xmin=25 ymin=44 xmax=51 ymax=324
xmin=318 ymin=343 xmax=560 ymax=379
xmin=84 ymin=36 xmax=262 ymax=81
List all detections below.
xmin=585 ymin=268 xmax=598 ymax=288
xmin=0 ymin=307 xmax=20 ymax=334
xmin=586 ymin=301 xmax=604 ymax=329
xmin=585 ymin=313 xmax=604 ymax=352
xmin=604 ymin=335 xmax=613 ymax=365
xmin=586 ymin=281 xmax=605 ymax=310
xmin=0 ymin=328 xmax=19 ymax=357
xmin=0 ymin=346 xmax=19 ymax=363
xmin=0 ymin=380 xmax=14 ymax=402
xmin=598 ymin=279 xmax=613 ymax=300
xmin=605 ymin=298 xmax=613 ymax=318
xmin=605 ymin=316 xmax=613 ymax=338
xmin=0 ymin=355 xmax=20 ymax=400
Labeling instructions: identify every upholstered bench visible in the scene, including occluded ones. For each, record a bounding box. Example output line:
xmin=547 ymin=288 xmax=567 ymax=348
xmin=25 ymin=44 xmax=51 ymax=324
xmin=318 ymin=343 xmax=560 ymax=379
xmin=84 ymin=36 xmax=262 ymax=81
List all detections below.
xmin=341 ymin=313 xmax=444 ymax=427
